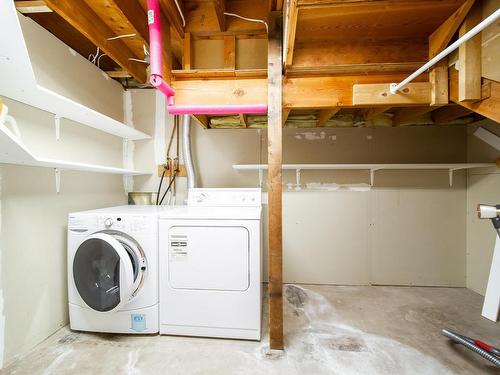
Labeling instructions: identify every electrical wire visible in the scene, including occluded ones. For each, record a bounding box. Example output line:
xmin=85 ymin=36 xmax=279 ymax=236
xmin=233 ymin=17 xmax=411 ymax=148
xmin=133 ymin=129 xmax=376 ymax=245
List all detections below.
xmin=173 ymin=0 xmax=186 ymax=27
xmin=156 ymin=167 xmax=166 ymax=205
xmin=107 ymin=33 xmax=136 ymax=41
xmin=159 ymin=171 xmax=178 ymax=205
xmin=223 ymin=12 xmax=268 ymax=33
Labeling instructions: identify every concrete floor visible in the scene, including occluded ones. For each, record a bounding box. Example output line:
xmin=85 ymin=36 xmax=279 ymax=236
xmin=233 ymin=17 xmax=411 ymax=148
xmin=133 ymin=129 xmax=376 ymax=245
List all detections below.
xmin=2 ymin=285 xmax=499 ymax=375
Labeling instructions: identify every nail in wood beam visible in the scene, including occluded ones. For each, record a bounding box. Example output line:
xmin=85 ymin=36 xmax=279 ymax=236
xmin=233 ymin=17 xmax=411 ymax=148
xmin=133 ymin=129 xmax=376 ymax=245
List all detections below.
xmin=317 ymin=108 xmax=340 ymax=127
xmin=267 ymin=11 xmax=283 ymax=350
xmin=459 ymin=1 xmax=482 ymax=102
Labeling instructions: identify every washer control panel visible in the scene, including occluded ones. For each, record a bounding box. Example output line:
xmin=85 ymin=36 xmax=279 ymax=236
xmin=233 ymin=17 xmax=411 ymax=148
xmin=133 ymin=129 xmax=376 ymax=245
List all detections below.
xmin=188 ymin=188 xmax=262 ymax=207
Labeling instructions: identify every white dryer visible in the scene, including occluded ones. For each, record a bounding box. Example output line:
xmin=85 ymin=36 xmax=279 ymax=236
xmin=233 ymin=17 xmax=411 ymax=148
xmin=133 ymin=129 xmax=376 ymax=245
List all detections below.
xmin=159 ymin=188 xmax=262 ymax=340
xmin=68 ymin=205 xmax=163 ymax=334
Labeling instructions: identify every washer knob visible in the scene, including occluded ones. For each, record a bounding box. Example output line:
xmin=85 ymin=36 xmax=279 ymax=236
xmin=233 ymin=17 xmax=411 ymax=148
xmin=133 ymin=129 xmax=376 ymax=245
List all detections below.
xmin=104 ymin=218 xmax=113 ymax=227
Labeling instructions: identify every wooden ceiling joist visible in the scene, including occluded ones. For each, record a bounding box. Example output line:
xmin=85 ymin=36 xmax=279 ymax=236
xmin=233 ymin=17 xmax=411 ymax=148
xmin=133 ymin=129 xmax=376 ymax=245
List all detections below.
xmin=458 ymin=0 xmax=482 ymax=102
xmin=392 ymin=106 xmax=434 ymax=126
xmin=431 ymin=105 xmax=473 ymax=123
xmin=15 ymin=0 xmax=52 ymax=13
xmin=159 ymin=0 xmax=185 ymax=38
xmin=353 ymin=83 xmax=431 ymax=106
xmin=284 ymin=0 xmax=298 ymax=68
xmin=362 ymin=106 xmax=392 ymax=121
xmin=450 ymin=69 xmax=500 ymax=123
xmin=44 ymin=0 xmax=147 ymax=82
xmin=213 ymin=0 xmax=226 ymax=32
xmin=317 ymin=108 xmax=340 ymax=126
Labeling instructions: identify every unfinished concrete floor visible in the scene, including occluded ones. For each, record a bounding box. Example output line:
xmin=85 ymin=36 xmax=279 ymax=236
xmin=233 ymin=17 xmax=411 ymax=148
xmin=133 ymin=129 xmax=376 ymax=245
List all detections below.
xmin=2 ymin=285 xmax=499 ymax=374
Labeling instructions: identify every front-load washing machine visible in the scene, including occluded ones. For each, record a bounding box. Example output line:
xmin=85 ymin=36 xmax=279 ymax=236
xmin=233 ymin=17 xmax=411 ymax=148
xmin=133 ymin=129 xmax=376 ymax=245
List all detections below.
xmin=159 ymin=188 xmax=262 ymax=340
xmin=68 ymin=205 xmax=163 ymax=334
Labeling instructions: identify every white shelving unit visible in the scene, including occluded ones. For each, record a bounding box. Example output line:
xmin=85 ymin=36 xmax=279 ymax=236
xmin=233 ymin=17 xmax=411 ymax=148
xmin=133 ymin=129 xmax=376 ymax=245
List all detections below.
xmin=0 ymin=1 xmax=150 ymax=141
xmin=0 ymin=123 xmax=148 ymax=192
xmin=233 ymin=163 xmax=496 ymax=187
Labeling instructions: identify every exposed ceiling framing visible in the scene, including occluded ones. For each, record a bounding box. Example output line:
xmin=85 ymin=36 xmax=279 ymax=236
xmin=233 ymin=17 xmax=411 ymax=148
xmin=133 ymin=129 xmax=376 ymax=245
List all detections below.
xmin=13 ymin=0 xmax=499 ymax=127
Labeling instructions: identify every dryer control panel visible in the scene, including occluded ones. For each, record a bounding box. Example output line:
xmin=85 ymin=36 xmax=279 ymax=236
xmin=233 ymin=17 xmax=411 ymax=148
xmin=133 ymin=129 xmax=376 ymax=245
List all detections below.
xmin=187 ymin=188 xmax=261 ymax=207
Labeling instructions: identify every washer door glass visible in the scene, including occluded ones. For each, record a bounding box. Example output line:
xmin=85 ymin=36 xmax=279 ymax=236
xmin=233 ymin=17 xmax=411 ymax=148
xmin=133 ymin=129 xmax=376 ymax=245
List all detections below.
xmin=73 ymin=233 xmax=134 ymax=312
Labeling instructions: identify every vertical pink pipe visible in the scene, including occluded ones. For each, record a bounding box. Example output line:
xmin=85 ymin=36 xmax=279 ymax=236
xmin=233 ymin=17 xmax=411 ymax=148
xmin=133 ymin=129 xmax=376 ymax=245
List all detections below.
xmin=147 ymin=0 xmax=175 ymax=97
xmin=146 ymin=0 xmax=267 ymax=115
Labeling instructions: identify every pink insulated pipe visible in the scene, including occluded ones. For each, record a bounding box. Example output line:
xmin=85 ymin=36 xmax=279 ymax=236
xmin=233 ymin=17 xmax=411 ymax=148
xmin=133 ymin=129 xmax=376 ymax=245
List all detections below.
xmin=147 ymin=0 xmax=267 ymax=115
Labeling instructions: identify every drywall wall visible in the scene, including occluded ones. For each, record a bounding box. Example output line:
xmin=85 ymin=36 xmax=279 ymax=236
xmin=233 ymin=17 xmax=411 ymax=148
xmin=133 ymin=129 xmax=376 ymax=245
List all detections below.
xmin=129 ymin=89 xmax=468 ymax=287
xmin=194 ymin=125 xmax=467 ymax=286
xmin=0 ymin=100 xmax=126 ymax=369
xmin=19 ymin=13 xmax=124 ymax=121
xmin=466 ymin=120 xmax=500 ymax=295
xmin=0 ymin=15 xmax=129 ymax=366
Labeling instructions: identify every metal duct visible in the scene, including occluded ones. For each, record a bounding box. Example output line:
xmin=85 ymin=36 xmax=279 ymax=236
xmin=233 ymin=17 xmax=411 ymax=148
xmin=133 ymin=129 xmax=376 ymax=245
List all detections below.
xmin=182 ymin=114 xmax=196 ymax=189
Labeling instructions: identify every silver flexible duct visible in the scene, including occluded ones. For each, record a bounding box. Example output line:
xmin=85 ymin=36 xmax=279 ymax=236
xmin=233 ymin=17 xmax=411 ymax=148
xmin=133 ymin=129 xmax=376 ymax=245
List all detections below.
xmin=442 ymin=329 xmax=500 ymax=367
xmin=182 ymin=114 xmax=196 ymax=189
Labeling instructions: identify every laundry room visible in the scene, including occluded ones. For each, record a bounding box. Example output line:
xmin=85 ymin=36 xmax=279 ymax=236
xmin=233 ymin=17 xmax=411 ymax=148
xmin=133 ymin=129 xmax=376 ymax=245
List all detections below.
xmin=0 ymin=0 xmax=499 ymax=374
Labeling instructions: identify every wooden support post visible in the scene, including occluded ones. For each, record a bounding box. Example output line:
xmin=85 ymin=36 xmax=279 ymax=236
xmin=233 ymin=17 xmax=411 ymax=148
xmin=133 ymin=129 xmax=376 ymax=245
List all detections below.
xmin=459 ymin=1 xmax=482 ymax=102
xmin=224 ymin=35 xmax=236 ymax=70
xmin=267 ymin=11 xmax=283 ymax=350
xmin=183 ymin=33 xmax=192 ymax=70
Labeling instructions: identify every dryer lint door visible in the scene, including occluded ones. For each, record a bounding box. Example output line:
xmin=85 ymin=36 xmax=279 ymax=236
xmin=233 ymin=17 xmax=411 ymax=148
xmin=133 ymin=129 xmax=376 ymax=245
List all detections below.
xmin=168 ymin=226 xmax=250 ymax=291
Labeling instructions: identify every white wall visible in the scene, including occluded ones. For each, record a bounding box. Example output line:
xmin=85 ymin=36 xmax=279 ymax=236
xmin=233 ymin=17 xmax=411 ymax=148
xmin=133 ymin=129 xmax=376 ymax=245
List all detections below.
xmin=127 ymin=90 xmax=469 ymax=287
xmin=466 ymin=120 xmax=500 ymax=295
xmin=0 ymin=14 xmax=129 ymax=368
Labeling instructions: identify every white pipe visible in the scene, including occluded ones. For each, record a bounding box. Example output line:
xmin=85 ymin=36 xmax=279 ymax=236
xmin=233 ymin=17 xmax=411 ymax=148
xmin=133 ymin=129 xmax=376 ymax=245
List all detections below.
xmin=390 ymin=8 xmax=500 ymax=93
xmin=182 ymin=114 xmax=196 ymax=189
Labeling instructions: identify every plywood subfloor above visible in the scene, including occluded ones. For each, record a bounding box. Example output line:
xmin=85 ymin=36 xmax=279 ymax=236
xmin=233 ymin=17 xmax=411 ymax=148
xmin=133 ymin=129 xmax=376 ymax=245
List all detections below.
xmin=295 ymin=0 xmax=467 ymax=42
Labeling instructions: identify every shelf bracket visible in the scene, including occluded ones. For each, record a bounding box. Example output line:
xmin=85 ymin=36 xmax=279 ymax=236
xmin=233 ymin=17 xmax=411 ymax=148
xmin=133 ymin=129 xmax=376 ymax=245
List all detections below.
xmin=295 ymin=168 xmax=301 ymax=190
xmin=54 ymin=168 xmax=60 ymax=193
xmin=54 ymin=114 xmax=61 ymax=140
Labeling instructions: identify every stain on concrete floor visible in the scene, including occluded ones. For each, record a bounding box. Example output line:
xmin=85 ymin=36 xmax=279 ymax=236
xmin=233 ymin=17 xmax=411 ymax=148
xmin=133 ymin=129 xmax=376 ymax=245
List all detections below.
xmin=2 ymin=285 xmax=499 ymax=375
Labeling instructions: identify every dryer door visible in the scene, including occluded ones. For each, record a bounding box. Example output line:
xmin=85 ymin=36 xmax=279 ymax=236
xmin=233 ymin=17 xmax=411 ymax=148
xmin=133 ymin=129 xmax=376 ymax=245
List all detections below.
xmin=73 ymin=233 xmax=135 ymax=312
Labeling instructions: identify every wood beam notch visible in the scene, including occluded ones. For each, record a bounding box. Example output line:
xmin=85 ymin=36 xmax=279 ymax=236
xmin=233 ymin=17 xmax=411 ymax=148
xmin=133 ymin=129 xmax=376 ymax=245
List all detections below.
xmin=267 ymin=11 xmax=283 ymax=351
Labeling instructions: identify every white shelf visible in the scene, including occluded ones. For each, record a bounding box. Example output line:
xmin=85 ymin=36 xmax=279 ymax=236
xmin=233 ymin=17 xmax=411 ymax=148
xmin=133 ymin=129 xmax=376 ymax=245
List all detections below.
xmin=0 ymin=1 xmax=150 ymax=141
xmin=233 ymin=163 xmax=496 ymax=171
xmin=0 ymin=124 xmax=148 ymax=176
xmin=233 ymin=163 xmax=496 ymax=186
